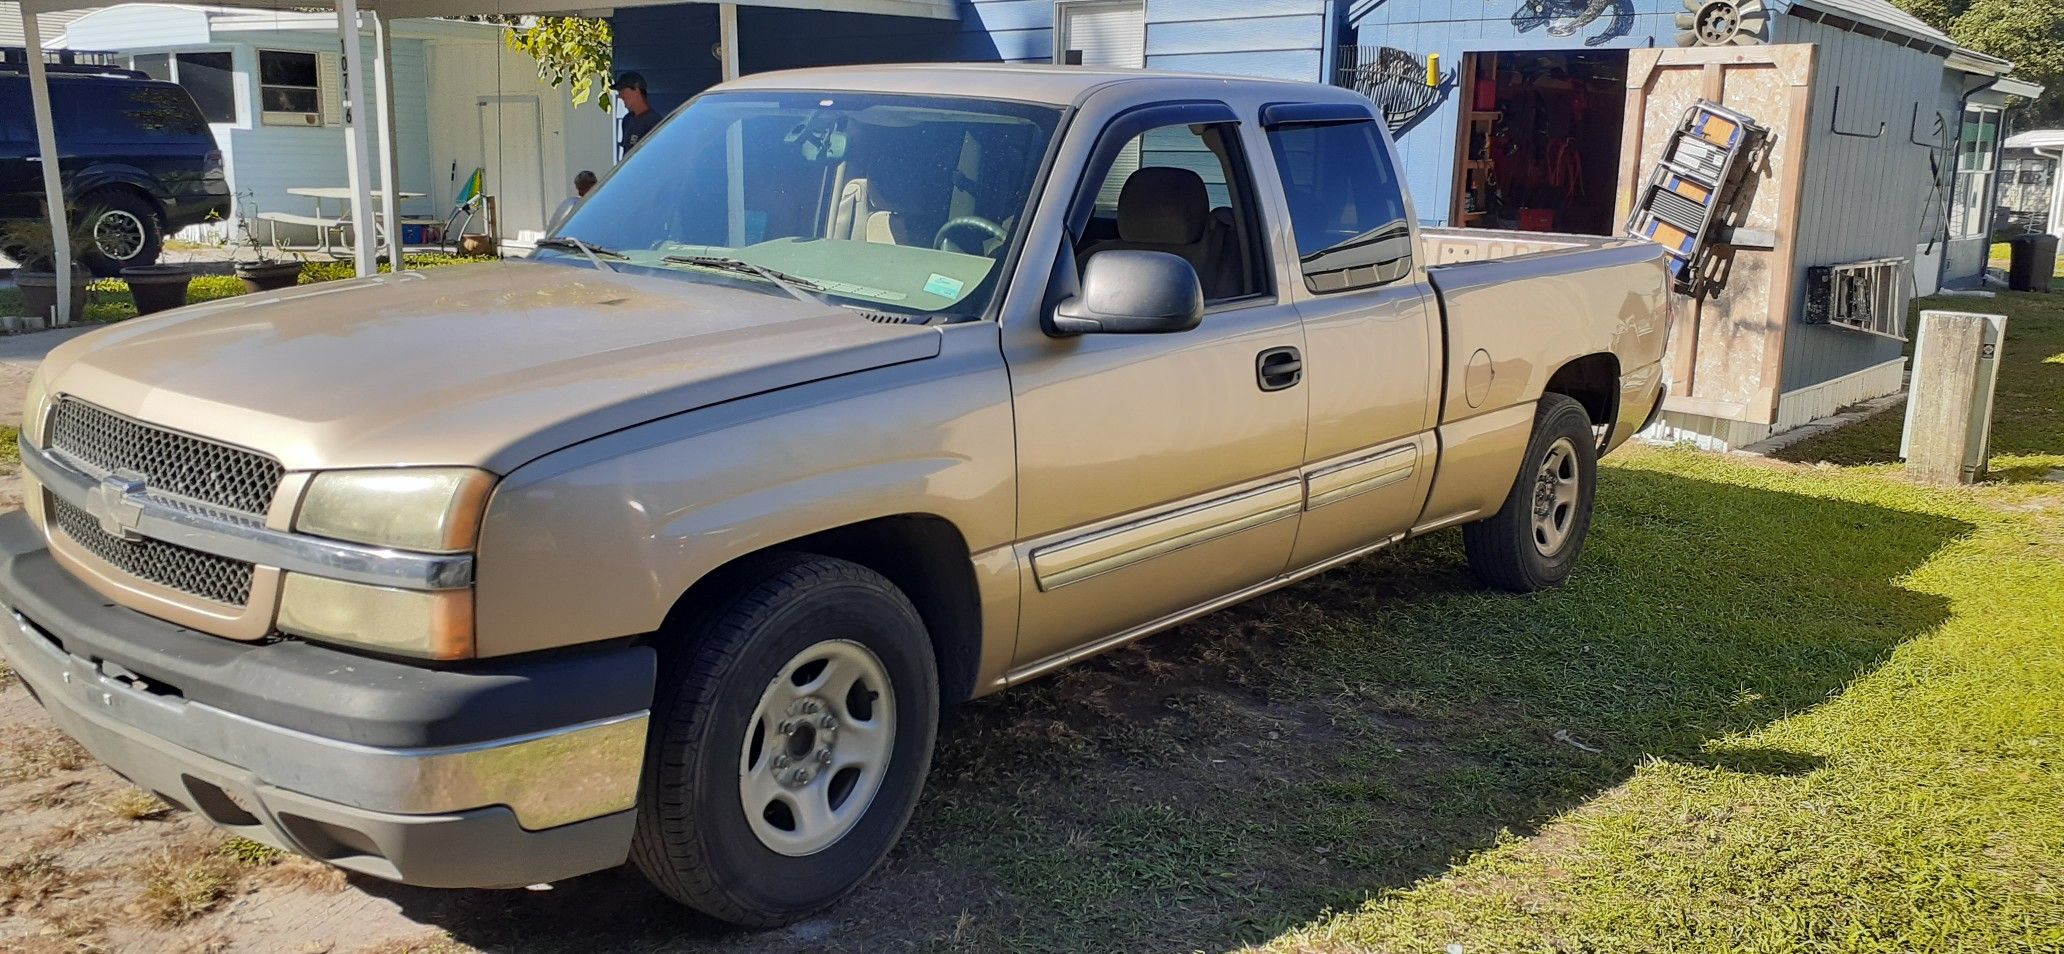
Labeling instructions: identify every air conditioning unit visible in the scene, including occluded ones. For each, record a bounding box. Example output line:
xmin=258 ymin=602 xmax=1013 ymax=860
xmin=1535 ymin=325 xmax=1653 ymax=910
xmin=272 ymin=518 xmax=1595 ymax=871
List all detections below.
xmin=1802 ymin=257 xmax=1909 ymax=338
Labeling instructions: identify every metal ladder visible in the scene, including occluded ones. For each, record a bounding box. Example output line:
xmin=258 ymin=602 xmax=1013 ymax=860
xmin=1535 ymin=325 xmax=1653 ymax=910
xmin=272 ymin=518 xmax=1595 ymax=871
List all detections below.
xmin=1626 ymin=100 xmax=1769 ymax=298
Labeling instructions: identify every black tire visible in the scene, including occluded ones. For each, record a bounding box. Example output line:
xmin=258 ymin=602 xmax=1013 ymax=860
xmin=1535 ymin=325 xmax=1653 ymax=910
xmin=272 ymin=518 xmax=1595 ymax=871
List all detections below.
xmin=631 ymin=553 xmax=939 ymax=927
xmin=80 ymin=189 xmax=163 ymax=277
xmin=1463 ymin=394 xmax=1599 ymax=592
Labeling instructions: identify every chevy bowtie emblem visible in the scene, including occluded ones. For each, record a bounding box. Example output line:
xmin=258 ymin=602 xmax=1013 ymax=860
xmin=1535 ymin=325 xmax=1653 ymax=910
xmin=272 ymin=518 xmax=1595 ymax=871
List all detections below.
xmin=91 ymin=473 xmax=148 ymax=541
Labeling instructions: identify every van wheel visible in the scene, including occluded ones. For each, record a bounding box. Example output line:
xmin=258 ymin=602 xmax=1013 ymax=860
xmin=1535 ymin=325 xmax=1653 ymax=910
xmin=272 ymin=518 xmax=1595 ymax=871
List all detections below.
xmin=1463 ymin=394 xmax=1598 ymax=592
xmin=81 ymin=190 xmax=162 ymax=276
xmin=631 ymin=554 xmax=938 ymax=927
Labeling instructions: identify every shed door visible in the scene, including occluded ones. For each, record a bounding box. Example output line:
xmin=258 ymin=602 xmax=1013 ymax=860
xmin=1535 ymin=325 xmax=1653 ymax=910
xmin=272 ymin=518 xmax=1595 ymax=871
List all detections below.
xmin=1056 ymin=1 xmax=1145 ymax=68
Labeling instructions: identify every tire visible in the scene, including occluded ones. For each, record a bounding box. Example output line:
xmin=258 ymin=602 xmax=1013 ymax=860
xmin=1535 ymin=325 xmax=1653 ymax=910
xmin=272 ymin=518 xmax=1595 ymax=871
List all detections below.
xmin=1463 ymin=394 xmax=1599 ymax=592
xmin=80 ymin=190 xmax=163 ymax=277
xmin=631 ymin=553 xmax=939 ymax=927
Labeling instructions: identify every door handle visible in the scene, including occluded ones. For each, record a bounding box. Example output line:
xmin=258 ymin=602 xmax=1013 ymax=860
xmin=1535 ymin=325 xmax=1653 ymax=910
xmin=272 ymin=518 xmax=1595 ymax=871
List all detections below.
xmin=1257 ymin=346 xmax=1303 ymax=391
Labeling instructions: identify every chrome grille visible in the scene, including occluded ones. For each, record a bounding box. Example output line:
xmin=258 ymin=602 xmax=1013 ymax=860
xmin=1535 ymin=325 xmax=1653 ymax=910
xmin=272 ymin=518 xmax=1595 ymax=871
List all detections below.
xmin=48 ymin=397 xmax=284 ymax=516
xmin=49 ymin=496 xmax=256 ymax=606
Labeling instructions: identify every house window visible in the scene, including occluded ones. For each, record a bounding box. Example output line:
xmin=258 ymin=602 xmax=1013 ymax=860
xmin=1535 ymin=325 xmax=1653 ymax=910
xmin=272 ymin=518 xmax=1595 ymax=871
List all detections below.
xmin=259 ymin=49 xmax=327 ymax=126
xmin=175 ymin=53 xmax=235 ymax=124
xmin=1948 ymin=106 xmax=2001 ymax=239
xmin=130 ymin=52 xmax=237 ymax=124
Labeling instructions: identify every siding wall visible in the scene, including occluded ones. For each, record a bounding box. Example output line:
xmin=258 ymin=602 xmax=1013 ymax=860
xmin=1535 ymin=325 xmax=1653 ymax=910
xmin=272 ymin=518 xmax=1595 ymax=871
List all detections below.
xmin=1767 ymin=15 xmax=1941 ymax=386
xmin=611 ymin=0 xmax=1328 ymax=112
xmin=1144 ymin=0 xmax=1325 ymax=80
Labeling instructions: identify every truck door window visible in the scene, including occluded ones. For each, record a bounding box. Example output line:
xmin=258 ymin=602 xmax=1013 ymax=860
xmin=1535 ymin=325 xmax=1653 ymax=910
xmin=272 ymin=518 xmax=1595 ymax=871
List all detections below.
xmin=1075 ymin=122 xmax=1269 ymax=304
xmin=1265 ymin=119 xmax=1414 ymax=293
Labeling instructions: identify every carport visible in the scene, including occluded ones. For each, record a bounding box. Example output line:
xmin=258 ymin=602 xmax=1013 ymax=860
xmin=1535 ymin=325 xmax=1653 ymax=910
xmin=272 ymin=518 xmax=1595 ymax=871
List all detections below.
xmin=8 ymin=0 xmax=955 ymax=321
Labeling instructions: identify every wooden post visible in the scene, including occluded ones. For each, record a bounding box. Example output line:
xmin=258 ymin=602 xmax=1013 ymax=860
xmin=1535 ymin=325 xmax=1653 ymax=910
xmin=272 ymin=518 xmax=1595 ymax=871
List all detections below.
xmin=1904 ymin=310 xmax=1988 ymax=485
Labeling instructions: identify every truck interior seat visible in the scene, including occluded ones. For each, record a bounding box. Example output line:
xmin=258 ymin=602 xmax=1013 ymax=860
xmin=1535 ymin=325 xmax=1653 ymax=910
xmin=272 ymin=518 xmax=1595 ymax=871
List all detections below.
xmin=1079 ymin=166 xmax=1239 ymax=299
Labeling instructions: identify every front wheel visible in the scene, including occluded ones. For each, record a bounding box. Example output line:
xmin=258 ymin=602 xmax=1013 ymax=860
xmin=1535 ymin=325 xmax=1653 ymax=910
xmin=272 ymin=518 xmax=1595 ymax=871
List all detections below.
xmin=631 ymin=554 xmax=939 ymax=927
xmin=1463 ymin=394 xmax=1599 ymax=592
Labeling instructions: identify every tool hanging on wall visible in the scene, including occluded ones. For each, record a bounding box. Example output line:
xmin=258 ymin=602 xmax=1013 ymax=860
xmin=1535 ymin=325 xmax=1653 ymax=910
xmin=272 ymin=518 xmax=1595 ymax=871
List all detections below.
xmin=1625 ymin=99 xmax=1768 ymax=298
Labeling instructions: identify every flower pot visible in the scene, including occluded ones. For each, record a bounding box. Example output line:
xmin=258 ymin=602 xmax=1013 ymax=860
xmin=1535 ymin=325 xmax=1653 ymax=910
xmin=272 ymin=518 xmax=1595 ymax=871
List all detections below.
xmin=458 ymin=233 xmax=495 ymax=257
xmin=120 ymin=264 xmax=195 ymax=315
xmin=234 ymin=260 xmax=303 ymax=294
xmin=13 ymin=268 xmax=90 ymax=327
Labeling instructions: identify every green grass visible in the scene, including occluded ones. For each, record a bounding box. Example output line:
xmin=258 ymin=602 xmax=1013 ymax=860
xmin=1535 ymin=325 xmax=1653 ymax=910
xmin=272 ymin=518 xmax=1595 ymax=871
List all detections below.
xmin=1779 ymin=290 xmax=2064 ymax=482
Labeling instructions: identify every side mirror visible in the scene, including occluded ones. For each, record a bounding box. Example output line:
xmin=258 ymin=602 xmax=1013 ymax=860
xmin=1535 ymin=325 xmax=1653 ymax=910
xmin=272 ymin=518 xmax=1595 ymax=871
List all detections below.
xmin=1050 ymin=249 xmax=1204 ymax=336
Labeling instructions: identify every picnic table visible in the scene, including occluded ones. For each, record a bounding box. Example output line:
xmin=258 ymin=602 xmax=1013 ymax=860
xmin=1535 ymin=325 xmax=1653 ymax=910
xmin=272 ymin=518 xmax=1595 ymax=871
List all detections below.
xmin=258 ymin=187 xmax=433 ymax=256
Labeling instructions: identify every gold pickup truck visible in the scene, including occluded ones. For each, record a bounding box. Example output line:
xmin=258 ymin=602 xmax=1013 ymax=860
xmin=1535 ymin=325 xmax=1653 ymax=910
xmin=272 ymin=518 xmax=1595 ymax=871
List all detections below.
xmin=0 ymin=65 xmax=1669 ymax=925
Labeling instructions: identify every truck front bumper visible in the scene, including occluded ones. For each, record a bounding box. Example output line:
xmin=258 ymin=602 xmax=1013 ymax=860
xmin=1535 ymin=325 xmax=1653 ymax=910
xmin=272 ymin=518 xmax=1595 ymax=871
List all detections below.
xmin=0 ymin=513 xmax=654 ymax=889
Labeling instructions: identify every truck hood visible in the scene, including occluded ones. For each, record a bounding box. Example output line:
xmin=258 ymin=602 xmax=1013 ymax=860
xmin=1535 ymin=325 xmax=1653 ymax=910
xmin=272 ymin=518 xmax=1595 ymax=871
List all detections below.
xmin=38 ymin=261 xmax=943 ymax=473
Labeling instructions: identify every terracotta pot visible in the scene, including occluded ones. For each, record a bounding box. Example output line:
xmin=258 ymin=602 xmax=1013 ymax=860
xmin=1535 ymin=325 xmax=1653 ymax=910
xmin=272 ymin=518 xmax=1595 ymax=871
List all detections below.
xmin=234 ymin=260 xmax=303 ymax=293
xmin=13 ymin=268 xmax=91 ymax=327
xmin=121 ymin=264 xmax=195 ymax=315
xmin=458 ymin=233 xmax=495 ymax=257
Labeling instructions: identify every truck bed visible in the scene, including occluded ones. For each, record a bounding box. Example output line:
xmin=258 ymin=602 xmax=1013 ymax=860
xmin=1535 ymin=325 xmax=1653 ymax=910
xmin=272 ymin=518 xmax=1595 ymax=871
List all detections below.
xmin=1418 ymin=226 xmax=1626 ymax=268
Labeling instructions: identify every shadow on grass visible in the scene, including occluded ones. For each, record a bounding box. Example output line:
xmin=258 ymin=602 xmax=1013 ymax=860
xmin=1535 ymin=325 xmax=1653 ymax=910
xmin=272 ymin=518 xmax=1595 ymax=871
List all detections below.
xmin=358 ymin=466 xmax=1968 ymax=953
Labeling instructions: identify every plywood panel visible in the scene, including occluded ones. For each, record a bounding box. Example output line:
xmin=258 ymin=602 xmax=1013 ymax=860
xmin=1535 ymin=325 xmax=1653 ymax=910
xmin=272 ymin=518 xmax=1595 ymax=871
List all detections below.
xmin=1620 ymin=44 xmax=1815 ymax=425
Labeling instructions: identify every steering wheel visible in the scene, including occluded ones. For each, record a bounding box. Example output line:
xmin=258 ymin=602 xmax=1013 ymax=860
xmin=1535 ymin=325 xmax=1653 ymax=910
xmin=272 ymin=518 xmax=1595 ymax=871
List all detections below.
xmin=934 ymin=216 xmax=1010 ymax=253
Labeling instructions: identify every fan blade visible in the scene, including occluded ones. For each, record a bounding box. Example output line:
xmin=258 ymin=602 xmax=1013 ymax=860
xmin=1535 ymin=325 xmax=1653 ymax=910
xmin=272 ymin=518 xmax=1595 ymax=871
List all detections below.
xmin=1737 ymin=14 xmax=1769 ymax=32
xmin=1684 ymin=0 xmax=1703 ymax=11
xmin=1676 ymin=28 xmax=1702 ymax=45
xmin=1736 ymin=0 xmax=1768 ymax=13
xmin=1677 ymin=11 xmax=1698 ymax=28
xmin=1729 ymin=30 xmax=1762 ymax=44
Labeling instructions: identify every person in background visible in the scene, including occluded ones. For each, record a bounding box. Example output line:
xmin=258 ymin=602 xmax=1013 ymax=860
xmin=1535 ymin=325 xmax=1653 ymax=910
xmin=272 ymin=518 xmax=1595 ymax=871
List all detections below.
xmin=614 ymin=72 xmax=660 ymax=157
xmin=549 ymin=170 xmax=598 ymax=231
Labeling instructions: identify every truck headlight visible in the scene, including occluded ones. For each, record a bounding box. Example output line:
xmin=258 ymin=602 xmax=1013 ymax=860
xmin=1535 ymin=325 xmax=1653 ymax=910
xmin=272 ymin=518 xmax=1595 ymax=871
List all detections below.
xmin=277 ymin=574 xmax=473 ymax=660
xmin=294 ymin=468 xmax=495 ymax=552
xmin=21 ymin=371 xmax=48 ymax=449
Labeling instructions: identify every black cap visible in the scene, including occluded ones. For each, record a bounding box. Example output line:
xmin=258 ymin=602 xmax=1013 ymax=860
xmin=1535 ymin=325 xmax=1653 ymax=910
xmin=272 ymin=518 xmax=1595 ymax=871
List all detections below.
xmin=612 ymin=71 xmax=646 ymax=93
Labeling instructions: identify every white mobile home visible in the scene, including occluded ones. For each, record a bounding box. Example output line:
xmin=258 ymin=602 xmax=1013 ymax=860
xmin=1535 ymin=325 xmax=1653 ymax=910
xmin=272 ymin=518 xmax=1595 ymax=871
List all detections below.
xmin=63 ymin=4 xmax=614 ymax=249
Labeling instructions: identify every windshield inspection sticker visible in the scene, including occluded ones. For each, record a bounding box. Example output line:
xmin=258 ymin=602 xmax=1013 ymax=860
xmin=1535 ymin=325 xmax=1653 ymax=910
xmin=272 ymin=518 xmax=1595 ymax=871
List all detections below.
xmin=923 ymin=273 xmax=965 ymax=299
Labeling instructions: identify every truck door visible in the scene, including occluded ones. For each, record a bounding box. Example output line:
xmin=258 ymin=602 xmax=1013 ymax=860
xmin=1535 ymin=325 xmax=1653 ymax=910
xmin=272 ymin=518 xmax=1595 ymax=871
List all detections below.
xmin=1001 ymin=101 xmax=1308 ymax=674
xmin=1258 ymin=105 xmax=1441 ymax=568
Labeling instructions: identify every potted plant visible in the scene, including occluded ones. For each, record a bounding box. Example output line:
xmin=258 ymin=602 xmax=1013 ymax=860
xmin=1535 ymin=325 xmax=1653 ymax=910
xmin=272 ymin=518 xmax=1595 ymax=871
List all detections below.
xmin=121 ymin=262 xmax=195 ymax=315
xmin=229 ymin=198 xmax=302 ymax=293
xmin=1 ymin=207 xmax=93 ymax=328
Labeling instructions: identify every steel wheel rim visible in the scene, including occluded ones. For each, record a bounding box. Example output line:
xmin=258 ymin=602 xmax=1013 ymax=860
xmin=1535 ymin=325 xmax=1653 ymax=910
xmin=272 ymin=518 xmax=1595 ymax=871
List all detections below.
xmin=94 ymin=209 xmax=147 ymax=262
xmin=1531 ymin=436 xmax=1581 ymax=556
xmin=739 ymin=638 xmax=896 ymax=857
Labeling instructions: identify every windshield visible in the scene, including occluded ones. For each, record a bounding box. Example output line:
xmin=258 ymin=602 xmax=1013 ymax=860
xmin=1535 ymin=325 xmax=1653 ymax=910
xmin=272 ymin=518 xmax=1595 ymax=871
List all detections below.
xmin=552 ymin=91 xmax=1063 ymax=319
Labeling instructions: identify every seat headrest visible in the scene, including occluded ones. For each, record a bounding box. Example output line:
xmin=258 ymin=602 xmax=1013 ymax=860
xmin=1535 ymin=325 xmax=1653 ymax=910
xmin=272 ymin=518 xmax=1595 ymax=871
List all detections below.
xmin=1117 ymin=167 xmax=1209 ymax=245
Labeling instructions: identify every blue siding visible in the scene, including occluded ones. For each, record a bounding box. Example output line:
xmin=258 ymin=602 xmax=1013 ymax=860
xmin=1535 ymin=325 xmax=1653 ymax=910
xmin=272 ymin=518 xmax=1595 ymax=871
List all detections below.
xmin=1146 ymin=0 xmax=1325 ymax=81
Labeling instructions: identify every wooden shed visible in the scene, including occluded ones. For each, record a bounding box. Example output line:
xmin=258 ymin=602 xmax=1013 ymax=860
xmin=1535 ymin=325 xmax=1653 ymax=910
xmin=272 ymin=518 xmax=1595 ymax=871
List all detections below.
xmin=1348 ymin=0 xmax=2035 ymax=448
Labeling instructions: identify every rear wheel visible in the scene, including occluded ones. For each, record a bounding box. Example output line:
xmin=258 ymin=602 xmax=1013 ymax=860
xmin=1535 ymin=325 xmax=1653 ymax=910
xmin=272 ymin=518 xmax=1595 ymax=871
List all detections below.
xmin=631 ymin=554 xmax=938 ymax=927
xmin=80 ymin=190 xmax=162 ymax=277
xmin=1463 ymin=394 xmax=1598 ymax=592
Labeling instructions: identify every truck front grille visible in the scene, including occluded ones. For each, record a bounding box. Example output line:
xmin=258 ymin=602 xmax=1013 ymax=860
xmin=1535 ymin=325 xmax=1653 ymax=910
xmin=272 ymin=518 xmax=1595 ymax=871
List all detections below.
xmin=49 ymin=496 xmax=256 ymax=607
xmin=48 ymin=397 xmax=283 ymax=516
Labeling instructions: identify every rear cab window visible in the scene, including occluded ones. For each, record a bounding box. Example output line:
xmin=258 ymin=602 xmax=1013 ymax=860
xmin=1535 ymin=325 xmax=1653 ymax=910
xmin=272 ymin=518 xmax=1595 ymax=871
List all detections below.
xmin=1263 ymin=111 xmax=1414 ymax=293
xmin=56 ymin=81 xmax=210 ymax=143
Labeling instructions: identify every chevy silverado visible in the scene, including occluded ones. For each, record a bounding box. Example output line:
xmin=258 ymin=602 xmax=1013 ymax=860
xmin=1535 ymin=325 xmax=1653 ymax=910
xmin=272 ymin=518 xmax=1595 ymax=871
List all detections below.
xmin=0 ymin=65 xmax=1669 ymax=926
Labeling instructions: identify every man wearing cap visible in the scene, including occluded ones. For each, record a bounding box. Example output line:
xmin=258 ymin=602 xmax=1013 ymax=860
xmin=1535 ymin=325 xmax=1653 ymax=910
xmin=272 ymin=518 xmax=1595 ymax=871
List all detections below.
xmin=614 ymin=72 xmax=660 ymax=157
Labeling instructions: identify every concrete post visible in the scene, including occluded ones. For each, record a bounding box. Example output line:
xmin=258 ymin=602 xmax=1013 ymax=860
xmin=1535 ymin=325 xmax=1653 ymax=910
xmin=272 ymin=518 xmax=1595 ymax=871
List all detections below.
xmin=21 ymin=12 xmax=73 ymax=326
xmin=1903 ymin=310 xmax=1995 ymax=485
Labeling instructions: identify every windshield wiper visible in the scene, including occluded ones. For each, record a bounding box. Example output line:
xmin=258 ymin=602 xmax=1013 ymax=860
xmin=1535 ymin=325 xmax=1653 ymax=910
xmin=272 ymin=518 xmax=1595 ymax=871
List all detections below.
xmin=535 ymin=236 xmax=625 ymax=272
xmin=662 ymin=254 xmax=828 ymax=306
